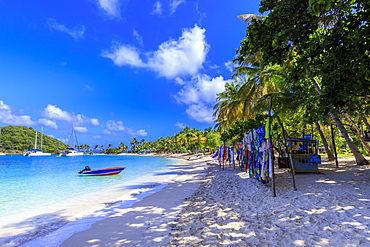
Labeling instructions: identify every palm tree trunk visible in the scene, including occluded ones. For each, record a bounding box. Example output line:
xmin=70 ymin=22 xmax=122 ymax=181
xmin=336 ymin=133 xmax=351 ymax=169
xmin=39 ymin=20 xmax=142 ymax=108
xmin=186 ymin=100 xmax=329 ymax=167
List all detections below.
xmin=310 ymin=76 xmax=368 ymax=165
xmin=315 ymin=122 xmax=334 ymax=161
xmin=275 ymin=115 xmax=288 ymax=140
xmin=345 ymin=113 xmax=370 ymax=154
xmin=359 ymin=115 xmax=370 ymax=131
xmin=331 ymin=112 xmax=369 ymax=165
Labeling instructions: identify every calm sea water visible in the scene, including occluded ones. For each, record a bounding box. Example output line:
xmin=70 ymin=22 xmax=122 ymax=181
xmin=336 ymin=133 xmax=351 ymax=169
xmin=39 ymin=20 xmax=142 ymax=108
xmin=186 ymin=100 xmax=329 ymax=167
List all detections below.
xmin=0 ymin=154 xmax=184 ymax=246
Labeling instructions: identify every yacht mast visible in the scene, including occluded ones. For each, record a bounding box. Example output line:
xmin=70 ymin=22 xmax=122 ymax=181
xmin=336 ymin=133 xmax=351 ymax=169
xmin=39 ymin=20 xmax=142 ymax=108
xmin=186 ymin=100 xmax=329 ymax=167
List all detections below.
xmin=41 ymin=127 xmax=43 ymax=152
xmin=34 ymin=131 xmax=38 ymax=150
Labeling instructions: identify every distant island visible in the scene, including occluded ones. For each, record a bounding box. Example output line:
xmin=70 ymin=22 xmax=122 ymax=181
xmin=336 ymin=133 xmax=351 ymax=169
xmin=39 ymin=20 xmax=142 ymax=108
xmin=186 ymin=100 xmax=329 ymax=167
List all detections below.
xmin=0 ymin=126 xmax=69 ymax=154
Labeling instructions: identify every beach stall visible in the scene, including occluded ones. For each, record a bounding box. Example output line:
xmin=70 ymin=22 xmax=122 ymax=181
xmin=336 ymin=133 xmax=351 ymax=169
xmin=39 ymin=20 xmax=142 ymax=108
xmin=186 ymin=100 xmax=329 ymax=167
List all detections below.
xmin=281 ymin=137 xmax=321 ymax=173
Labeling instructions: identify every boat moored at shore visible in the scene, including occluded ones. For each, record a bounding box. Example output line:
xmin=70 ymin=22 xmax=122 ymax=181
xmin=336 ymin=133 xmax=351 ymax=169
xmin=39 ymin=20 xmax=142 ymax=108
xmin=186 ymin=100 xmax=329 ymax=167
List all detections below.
xmin=24 ymin=128 xmax=51 ymax=156
xmin=24 ymin=149 xmax=51 ymax=157
xmin=59 ymin=148 xmax=84 ymax=157
xmin=78 ymin=167 xmax=126 ymax=176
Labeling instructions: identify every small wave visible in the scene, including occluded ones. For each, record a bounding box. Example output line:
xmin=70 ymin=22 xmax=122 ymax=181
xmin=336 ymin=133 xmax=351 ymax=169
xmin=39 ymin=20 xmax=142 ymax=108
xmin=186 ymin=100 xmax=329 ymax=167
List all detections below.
xmin=14 ymin=183 xmax=168 ymax=247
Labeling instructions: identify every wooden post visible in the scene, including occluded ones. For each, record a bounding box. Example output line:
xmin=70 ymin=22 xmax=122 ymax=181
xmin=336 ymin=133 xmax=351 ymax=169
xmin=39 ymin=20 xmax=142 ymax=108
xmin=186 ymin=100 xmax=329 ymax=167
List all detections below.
xmin=288 ymin=153 xmax=297 ymax=191
xmin=331 ymin=124 xmax=339 ymax=168
xmin=268 ymin=97 xmax=276 ymax=197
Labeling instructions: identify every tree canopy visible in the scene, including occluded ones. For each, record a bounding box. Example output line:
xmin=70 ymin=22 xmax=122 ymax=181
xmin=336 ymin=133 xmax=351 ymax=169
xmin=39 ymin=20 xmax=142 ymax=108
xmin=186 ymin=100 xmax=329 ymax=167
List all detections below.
xmin=236 ymin=0 xmax=370 ymax=114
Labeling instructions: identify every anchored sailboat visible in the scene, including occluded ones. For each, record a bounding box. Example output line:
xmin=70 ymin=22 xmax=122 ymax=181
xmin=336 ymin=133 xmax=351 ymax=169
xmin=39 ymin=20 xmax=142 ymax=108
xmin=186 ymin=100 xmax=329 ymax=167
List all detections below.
xmin=24 ymin=127 xmax=51 ymax=156
xmin=59 ymin=125 xmax=84 ymax=157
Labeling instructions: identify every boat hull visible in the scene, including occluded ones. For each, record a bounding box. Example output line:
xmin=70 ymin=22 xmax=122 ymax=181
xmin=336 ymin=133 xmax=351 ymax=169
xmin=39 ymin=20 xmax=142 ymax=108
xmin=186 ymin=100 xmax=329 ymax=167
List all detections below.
xmin=78 ymin=167 xmax=126 ymax=176
xmin=24 ymin=150 xmax=51 ymax=156
xmin=26 ymin=152 xmax=51 ymax=157
xmin=60 ymin=152 xmax=84 ymax=157
xmin=59 ymin=148 xmax=84 ymax=157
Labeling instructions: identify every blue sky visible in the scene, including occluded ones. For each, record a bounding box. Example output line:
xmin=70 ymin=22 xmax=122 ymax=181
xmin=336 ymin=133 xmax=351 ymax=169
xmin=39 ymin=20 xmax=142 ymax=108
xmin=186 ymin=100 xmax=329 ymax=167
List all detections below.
xmin=0 ymin=0 xmax=261 ymax=148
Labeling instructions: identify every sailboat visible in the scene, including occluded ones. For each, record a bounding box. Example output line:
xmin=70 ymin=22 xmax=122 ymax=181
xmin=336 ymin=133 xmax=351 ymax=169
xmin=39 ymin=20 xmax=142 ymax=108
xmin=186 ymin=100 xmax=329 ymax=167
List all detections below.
xmin=24 ymin=127 xmax=51 ymax=156
xmin=59 ymin=125 xmax=84 ymax=157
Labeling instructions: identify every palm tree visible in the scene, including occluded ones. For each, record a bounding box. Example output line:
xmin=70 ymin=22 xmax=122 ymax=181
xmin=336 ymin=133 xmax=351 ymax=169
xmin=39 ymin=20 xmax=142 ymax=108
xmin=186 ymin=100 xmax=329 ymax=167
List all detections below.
xmin=119 ymin=142 xmax=127 ymax=152
xmin=175 ymin=131 xmax=187 ymax=153
xmin=191 ymin=129 xmax=207 ymax=153
xmin=213 ymin=79 xmax=245 ymax=130
xmin=130 ymin=138 xmax=139 ymax=152
xmin=238 ymin=9 xmax=369 ymax=165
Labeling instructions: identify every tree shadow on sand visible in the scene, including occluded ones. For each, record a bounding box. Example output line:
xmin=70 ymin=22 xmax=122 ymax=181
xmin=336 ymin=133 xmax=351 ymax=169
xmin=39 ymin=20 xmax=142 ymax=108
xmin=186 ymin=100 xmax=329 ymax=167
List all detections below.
xmin=166 ymin=159 xmax=370 ymax=246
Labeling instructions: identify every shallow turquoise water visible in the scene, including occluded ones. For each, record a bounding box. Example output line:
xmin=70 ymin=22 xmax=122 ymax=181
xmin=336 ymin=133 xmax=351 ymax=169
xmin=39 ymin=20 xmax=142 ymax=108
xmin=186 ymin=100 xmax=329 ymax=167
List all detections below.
xmin=0 ymin=155 xmax=174 ymax=215
xmin=0 ymin=154 xmax=180 ymax=246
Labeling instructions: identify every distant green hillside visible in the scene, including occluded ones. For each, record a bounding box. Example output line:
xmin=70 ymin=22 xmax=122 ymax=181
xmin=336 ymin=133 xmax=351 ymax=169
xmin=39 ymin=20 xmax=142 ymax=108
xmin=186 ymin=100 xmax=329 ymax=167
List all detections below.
xmin=0 ymin=126 xmax=69 ymax=154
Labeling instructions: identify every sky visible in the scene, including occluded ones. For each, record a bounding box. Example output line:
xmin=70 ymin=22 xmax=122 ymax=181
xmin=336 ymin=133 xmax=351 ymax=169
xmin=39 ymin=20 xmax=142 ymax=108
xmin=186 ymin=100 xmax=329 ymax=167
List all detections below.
xmin=0 ymin=0 xmax=261 ymax=148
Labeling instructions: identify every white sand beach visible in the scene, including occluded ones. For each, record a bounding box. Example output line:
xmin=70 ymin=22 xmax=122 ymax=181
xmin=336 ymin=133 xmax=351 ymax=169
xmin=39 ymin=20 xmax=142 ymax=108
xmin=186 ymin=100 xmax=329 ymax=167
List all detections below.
xmin=28 ymin=154 xmax=370 ymax=247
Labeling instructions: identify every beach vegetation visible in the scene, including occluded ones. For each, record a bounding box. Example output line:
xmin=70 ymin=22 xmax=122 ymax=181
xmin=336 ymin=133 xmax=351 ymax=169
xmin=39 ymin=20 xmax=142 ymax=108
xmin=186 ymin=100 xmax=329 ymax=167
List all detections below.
xmin=0 ymin=126 xmax=69 ymax=154
xmin=205 ymin=132 xmax=222 ymax=152
xmin=217 ymin=0 xmax=370 ymax=164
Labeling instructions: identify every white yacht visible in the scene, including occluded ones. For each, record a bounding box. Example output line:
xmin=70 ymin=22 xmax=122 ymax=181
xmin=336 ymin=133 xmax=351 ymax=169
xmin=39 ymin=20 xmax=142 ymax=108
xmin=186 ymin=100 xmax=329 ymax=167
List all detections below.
xmin=59 ymin=148 xmax=84 ymax=157
xmin=59 ymin=125 xmax=84 ymax=157
xmin=24 ymin=128 xmax=51 ymax=157
xmin=24 ymin=149 xmax=51 ymax=156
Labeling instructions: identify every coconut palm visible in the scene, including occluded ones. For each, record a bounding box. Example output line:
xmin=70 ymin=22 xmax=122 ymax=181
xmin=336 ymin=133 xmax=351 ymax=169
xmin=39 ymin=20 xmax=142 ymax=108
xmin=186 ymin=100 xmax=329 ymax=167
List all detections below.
xmin=130 ymin=138 xmax=139 ymax=152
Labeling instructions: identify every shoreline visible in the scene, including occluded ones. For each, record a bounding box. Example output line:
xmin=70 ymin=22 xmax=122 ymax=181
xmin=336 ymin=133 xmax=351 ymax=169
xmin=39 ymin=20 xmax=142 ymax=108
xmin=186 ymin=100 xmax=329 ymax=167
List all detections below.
xmin=18 ymin=154 xmax=370 ymax=246
xmin=1 ymin=154 xmax=189 ymax=247
xmin=59 ymin=155 xmax=211 ymax=247
xmin=16 ymin=154 xmax=208 ymax=247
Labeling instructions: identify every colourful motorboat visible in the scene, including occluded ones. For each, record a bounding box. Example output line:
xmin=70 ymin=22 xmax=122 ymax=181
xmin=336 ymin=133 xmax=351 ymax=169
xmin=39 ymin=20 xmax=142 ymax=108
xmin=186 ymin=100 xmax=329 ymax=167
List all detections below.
xmin=78 ymin=167 xmax=126 ymax=176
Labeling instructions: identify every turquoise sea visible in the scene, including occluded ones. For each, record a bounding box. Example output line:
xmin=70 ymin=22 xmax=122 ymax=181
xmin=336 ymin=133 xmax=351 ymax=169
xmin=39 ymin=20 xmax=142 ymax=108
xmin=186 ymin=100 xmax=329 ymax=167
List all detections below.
xmin=0 ymin=154 xmax=185 ymax=246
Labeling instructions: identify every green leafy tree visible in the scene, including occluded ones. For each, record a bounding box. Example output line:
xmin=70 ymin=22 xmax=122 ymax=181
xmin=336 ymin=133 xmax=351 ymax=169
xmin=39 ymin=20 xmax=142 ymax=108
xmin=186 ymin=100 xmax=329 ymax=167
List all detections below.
xmin=236 ymin=0 xmax=369 ymax=165
xmin=206 ymin=132 xmax=222 ymax=152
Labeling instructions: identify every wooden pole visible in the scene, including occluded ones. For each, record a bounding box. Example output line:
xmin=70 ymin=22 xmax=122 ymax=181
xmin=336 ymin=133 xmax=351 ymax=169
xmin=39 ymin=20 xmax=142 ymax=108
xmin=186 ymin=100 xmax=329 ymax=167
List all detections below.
xmin=331 ymin=124 xmax=339 ymax=168
xmin=268 ymin=97 xmax=276 ymax=197
xmin=288 ymin=153 xmax=297 ymax=190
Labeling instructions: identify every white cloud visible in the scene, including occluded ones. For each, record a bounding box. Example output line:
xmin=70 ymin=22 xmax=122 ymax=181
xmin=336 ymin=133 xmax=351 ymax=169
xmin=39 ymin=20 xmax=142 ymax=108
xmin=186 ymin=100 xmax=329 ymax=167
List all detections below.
xmin=38 ymin=118 xmax=58 ymax=129
xmin=93 ymin=135 xmax=102 ymax=140
xmin=185 ymin=103 xmax=214 ymax=123
xmin=42 ymin=105 xmax=74 ymax=122
xmin=47 ymin=18 xmax=85 ymax=40
xmin=209 ymin=64 xmax=220 ymax=70
xmin=58 ymin=138 xmax=69 ymax=143
xmin=104 ymin=120 xmax=147 ymax=137
xmin=106 ymin=120 xmax=126 ymax=131
xmin=84 ymin=84 xmax=94 ymax=91
xmin=102 ymin=129 xmax=112 ymax=135
xmin=147 ymin=25 xmax=208 ymax=78
xmin=137 ymin=129 xmax=147 ymax=136
xmin=90 ymin=118 xmax=100 ymax=126
xmin=170 ymin=0 xmax=185 ymax=14
xmin=152 ymin=1 xmax=163 ymax=15
xmin=175 ymin=74 xmax=231 ymax=123
xmin=102 ymin=43 xmax=144 ymax=67
xmin=133 ymin=29 xmax=143 ymax=47
xmin=74 ymin=126 xmax=88 ymax=133
xmin=0 ymin=100 xmax=36 ymax=126
xmin=97 ymin=0 xmax=120 ymax=18
xmin=175 ymin=74 xmax=229 ymax=105
xmin=102 ymin=25 xmax=230 ymax=125
xmin=174 ymin=77 xmax=185 ymax=85
xmin=224 ymin=60 xmax=236 ymax=72
xmin=175 ymin=122 xmax=186 ymax=128
xmin=102 ymin=25 xmax=208 ymax=79
xmin=126 ymin=128 xmax=147 ymax=137
xmin=41 ymin=105 xmax=99 ymax=127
